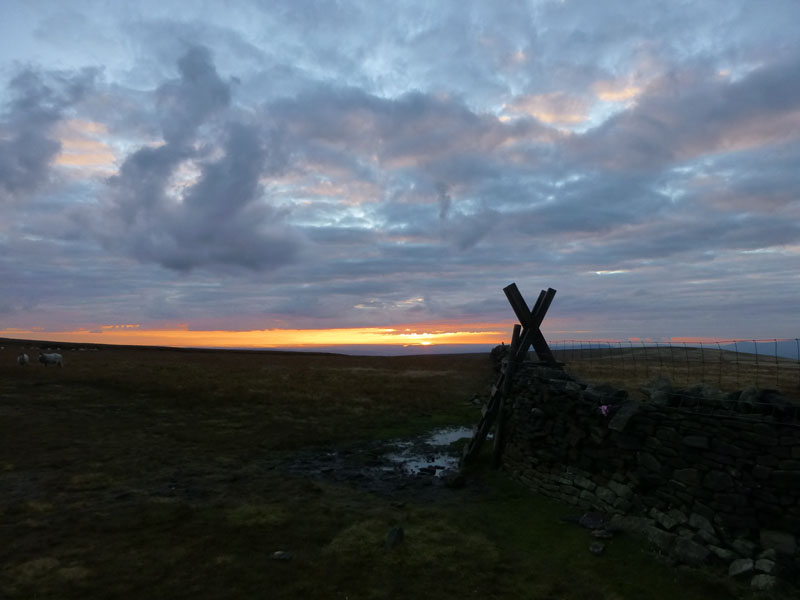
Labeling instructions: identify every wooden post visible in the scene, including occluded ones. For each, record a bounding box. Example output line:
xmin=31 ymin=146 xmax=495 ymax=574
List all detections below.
xmin=492 ymin=324 xmax=520 ymax=467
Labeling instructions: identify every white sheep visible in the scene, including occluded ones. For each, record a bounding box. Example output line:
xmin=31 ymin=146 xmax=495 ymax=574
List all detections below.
xmin=39 ymin=352 xmax=63 ymax=367
xmin=17 ymin=353 xmax=30 ymax=366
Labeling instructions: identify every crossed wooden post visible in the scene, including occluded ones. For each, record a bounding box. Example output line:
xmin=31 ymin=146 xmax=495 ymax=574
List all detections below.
xmin=503 ymin=283 xmax=557 ymax=365
xmin=461 ymin=283 xmax=558 ymax=467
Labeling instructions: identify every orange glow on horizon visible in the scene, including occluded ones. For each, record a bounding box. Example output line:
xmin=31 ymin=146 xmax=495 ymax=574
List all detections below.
xmin=1 ymin=325 xmax=507 ymax=349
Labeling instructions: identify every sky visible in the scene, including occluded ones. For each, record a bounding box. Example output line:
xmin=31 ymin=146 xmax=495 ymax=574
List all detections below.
xmin=1 ymin=0 xmax=799 ymax=353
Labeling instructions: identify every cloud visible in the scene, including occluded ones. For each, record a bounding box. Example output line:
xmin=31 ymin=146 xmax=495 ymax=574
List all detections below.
xmin=571 ymin=57 xmax=800 ymax=170
xmin=436 ymin=182 xmax=451 ymax=220
xmin=502 ymin=92 xmax=590 ymax=125
xmin=0 ymin=66 xmax=97 ymax=201
xmin=94 ymin=46 xmax=305 ymax=272
xmin=156 ymin=46 xmax=231 ymax=145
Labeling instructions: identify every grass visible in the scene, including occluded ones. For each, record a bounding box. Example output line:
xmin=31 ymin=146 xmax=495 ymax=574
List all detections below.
xmin=554 ymin=346 xmax=800 ymax=400
xmin=0 ymin=340 xmax=790 ymax=599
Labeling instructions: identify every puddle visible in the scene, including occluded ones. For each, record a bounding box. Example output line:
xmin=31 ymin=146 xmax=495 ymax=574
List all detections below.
xmin=281 ymin=426 xmax=477 ymax=498
xmin=425 ymin=426 xmax=473 ymax=446
xmin=383 ymin=427 xmax=473 ymax=477
xmin=382 ymin=452 xmax=454 ymax=476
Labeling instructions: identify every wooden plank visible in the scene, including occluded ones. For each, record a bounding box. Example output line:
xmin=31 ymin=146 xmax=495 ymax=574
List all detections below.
xmin=513 ymin=329 xmax=533 ymax=362
xmin=528 ymin=329 xmax=557 ymax=364
xmin=461 ymin=330 xmax=515 ymax=466
xmin=532 ymin=288 xmax=556 ymax=328
xmin=505 ymin=285 xmax=554 ymax=330
xmin=503 ymin=283 xmax=532 ymax=328
xmin=529 ymin=289 xmax=547 ymax=324
xmin=528 ymin=288 xmax=557 ymax=363
xmin=493 ymin=324 xmax=521 ymax=467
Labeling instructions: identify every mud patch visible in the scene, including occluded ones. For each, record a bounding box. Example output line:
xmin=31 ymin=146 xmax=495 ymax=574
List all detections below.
xmin=383 ymin=426 xmax=472 ymax=476
xmin=282 ymin=426 xmax=478 ymax=500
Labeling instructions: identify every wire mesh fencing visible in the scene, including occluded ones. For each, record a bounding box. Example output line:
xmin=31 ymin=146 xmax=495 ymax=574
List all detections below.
xmin=549 ymin=338 xmax=800 ymax=401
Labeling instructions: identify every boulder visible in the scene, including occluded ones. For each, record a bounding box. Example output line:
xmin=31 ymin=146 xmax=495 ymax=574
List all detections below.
xmin=688 ymin=512 xmax=715 ymax=535
xmin=641 ymin=377 xmax=672 ymax=402
xmin=731 ymin=538 xmax=757 ymax=558
xmin=583 ymin=382 xmax=627 ymax=403
xmin=750 ymin=574 xmax=777 ymax=591
xmin=649 ymin=508 xmax=681 ymax=531
xmin=444 ymin=471 xmax=466 ymax=489
xmin=589 ymin=542 xmax=605 ymax=555
xmin=708 ymin=545 xmax=736 ymax=562
xmin=728 ymin=558 xmax=754 ymax=577
xmin=754 ymin=558 xmax=776 ymax=574
xmin=703 ymin=470 xmax=734 ymax=492
xmin=608 ymin=401 xmax=640 ymax=432
xmin=673 ymin=468 xmax=702 ymax=487
xmin=759 ymin=529 xmax=797 ymax=555
xmin=385 ymin=526 xmax=405 ymax=549
xmin=674 ymin=538 xmax=710 ymax=566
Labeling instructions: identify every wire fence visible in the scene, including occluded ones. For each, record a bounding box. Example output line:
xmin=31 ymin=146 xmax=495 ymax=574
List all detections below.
xmin=549 ymin=338 xmax=800 ymax=401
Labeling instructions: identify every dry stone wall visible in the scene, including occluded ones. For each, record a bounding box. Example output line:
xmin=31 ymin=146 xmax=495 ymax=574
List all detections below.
xmin=501 ymin=362 xmax=800 ymax=588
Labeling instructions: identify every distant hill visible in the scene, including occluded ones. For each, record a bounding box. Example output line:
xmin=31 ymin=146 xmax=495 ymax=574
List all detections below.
xmin=550 ymin=339 xmax=800 ymax=360
xmin=718 ymin=340 xmax=799 ymax=360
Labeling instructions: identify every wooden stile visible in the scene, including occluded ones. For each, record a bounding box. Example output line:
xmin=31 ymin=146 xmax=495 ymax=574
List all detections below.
xmin=460 ymin=282 xmax=560 ymax=467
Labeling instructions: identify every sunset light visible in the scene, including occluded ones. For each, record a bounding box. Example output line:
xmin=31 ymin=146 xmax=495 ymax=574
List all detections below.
xmin=1 ymin=325 xmax=506 ymax=351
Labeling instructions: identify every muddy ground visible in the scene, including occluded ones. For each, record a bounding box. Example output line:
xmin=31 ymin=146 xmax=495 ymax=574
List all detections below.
xmin=279 ymin=426 xmax=487 ymax=502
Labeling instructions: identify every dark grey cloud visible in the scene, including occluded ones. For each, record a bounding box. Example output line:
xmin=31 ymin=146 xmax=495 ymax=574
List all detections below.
xmin=156 ymin=46 xmax=231 ymax=145
xmin=264 ymin=83 xmax=549 ymax=254
xmin=0 ymin=66 xmax=97 ymax=200
xmin=571 ymin=57 xmax=800 ymax=171
xmin=269 ymin=84 xmax=548 ymax=166
xmin=692 ymin=139 xmax=800 ymax=213
xmin=94 ymin=46 xmax=305 ymax=272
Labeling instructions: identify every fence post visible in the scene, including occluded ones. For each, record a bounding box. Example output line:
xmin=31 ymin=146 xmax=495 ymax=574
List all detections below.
xmin=775 ymin=339 xmax=779 ymax=389
xmin=754 ymin=340 xmax=759 ymax=387
xmin=655 ymin=342 xmax=663 ymax=376
xmin=585 ymin=341 xmax=590 ymax=372
xmin=700 ymin=342 xmax=705 ymax=384
xmin=640 ymin=341 xmax=648 ymax=380
xmin=683 ymin=342 xmax=690 ymax=385
xmin=669 ymin=343 xmax=676 ymax=381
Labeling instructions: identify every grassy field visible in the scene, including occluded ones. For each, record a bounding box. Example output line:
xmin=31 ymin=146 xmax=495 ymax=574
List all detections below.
xmin=554 ymin=346 xmax=800 ymax=401
xmin=0 ymin=339 xmax=787 ymax=599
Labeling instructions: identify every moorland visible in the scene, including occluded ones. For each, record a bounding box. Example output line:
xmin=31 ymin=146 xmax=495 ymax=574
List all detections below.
xmin=0 ymin=338 xmax=787 ymax=599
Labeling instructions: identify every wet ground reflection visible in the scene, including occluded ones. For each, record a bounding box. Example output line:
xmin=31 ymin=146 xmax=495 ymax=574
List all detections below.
xmin=282 ymin=426 xmax=478 ymax=499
